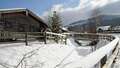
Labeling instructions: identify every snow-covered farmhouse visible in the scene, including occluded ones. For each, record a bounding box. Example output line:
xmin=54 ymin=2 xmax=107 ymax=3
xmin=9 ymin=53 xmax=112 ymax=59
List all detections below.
xmin=0 ymin=8 xmax=47 ymax=32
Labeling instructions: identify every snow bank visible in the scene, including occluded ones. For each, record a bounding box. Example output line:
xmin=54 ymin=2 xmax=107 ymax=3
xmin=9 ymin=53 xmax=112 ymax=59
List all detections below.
xmin=67 ymin=38 xmax=94 ymax=56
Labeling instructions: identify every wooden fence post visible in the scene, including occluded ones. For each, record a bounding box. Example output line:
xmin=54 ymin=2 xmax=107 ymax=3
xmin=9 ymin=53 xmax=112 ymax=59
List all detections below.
xmin=65 ymin=36 xmax=67 ymax=45
xmin=44 ymin=32 xmax=47 ymax=44
xmin=56 ymin=35 xmax=59 ymax=44
xmin=25 ymin=32 xmax=28 ymax=46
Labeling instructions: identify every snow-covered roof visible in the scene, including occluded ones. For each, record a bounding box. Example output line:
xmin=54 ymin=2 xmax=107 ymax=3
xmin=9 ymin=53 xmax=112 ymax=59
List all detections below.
xmin=0 ymin=8 xmax=47 ymax=26
xmin=0 ymin=8 xmax=28 ymax=14
xmin=97 ymin=26 xmax=111 ymax=30
xmin=61 ymin=27 xmax=68 ymax=31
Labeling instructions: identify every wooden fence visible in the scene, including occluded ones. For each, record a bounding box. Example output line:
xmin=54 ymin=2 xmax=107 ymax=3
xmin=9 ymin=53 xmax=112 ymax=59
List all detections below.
xmin=0 ymin=31 xmax=67 ymax=45
xmin=63 ymin=32 xmax=119 ymax=68
xmin=0 ymin=31 xmax=119 ymax=68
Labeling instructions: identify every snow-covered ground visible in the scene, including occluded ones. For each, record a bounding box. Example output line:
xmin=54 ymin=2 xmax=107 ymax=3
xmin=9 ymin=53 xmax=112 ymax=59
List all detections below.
xmin=78 ymin=40 xmax=91 ymax=46
xmin=0 ymin=40 xmax=84 ymax=68
xmin=0 ymin=37 xmax=111 ymax=68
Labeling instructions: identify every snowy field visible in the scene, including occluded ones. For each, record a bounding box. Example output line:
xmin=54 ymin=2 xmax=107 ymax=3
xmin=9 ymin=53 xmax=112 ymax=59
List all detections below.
xmin=0 ymin=38 xmax=110 ymax=68
xmin=0 ymin=40 xmax=84 ymax=68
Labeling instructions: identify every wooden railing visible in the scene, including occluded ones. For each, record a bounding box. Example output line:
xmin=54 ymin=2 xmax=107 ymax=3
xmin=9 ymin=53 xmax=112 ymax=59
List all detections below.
xmin=63 ymin=32 xmax=119 ymax=68
xmin=0 ymin=31 xmax=67 ymax=45
xmin=0 ymin=31 xmax=119 ymax=68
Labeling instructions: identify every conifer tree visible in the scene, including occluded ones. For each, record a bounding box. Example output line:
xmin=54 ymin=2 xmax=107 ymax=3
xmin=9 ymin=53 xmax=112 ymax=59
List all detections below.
xmin=48 ymin=11 xmax=62 ymax=43
xmin=48 ymin=11 xmax=62 ymax=33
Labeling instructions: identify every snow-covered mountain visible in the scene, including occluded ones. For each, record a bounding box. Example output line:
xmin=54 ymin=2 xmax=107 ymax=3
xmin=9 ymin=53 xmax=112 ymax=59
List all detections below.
xmin=66 ymin=0 xmax=120 ymax=27
xmin=67 ymin=14 xmax=120 ymax=27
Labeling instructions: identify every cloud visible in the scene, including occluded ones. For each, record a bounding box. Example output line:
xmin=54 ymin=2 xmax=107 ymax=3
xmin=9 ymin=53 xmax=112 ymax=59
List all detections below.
xmin=41 ymin=4 xmax=64 ymax=23
xmin=51 ymin=4 xmax=64 ymax=12
xmin=42 ymin=0 xmax=120 ymax=25
xmin=42 ymin=0 xmax=81 ymax=25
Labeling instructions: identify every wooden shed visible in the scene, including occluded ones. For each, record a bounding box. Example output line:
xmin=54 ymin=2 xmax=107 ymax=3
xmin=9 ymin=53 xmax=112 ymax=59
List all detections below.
xmin=0 ymin=8 xmax=47 ymax=32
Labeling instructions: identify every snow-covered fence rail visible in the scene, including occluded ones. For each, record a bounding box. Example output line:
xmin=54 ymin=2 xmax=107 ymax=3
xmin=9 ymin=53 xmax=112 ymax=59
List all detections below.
xmin=0 ymin=31 xmax=67 ymax=45
xmin=79 ymin=36 xmax=119 ymax=68
xmin=63 ymin=32 xmax=114 ymax=41
xmin=63 ymin=33 xmax=119 ymax=68
xmin=46 ymin=32 xmax=67 ymax=44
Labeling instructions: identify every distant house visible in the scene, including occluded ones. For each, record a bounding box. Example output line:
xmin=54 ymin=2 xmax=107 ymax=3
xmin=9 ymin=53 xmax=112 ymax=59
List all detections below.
xmin=0 ymin=8 xmax=47 ymax=32
xmin=61 ymin=27 xmax=69 ymax=32
xmin=97 ymin=26 xmax=111 ymax=32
